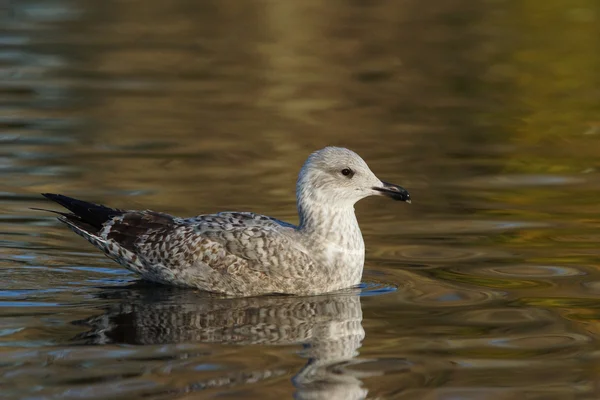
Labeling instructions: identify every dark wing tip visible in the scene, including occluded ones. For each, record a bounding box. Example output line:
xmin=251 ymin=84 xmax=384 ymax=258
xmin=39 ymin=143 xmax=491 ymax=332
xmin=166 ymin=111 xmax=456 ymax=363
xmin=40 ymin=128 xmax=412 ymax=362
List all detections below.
xmin=41 ymin=193 xmax=76 ymax=206
xmin=41 ymin=193 xmax=123 ymax=231
xmin=42 ymin=193 xmax=62 ymax=201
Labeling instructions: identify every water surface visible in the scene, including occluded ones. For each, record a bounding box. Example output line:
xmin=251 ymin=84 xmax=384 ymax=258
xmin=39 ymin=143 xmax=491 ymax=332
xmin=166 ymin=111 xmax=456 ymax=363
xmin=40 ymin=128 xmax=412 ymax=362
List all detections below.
xmin=3 ymin=1 xmax=600 ymax=398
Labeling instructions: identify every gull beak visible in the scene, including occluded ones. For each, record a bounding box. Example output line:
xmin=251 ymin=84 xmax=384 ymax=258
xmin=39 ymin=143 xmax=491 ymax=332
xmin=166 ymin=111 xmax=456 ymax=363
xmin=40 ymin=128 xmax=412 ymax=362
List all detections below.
xmin=372 ymin=181 xmax=411 ymax=203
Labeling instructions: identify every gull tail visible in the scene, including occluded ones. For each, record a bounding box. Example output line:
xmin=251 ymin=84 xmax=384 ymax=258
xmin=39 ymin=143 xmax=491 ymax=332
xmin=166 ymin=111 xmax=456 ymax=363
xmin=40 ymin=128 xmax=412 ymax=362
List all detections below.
xmin=40 ymin=193 xmax=150 ymax=276
xmin=40 ymin=193 xmax=124 ymax=236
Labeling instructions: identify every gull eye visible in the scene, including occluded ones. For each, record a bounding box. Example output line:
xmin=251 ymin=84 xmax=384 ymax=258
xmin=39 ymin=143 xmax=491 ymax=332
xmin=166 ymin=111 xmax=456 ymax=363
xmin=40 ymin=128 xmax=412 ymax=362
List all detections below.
xmin=341 ymin=168 xmax=354 ymax=178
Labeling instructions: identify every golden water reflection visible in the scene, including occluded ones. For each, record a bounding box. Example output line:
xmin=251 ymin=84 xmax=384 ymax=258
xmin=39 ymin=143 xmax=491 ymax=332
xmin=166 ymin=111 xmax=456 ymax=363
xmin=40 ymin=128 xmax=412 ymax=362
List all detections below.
xmin=3 ymin=0 xmax=600 ymax=398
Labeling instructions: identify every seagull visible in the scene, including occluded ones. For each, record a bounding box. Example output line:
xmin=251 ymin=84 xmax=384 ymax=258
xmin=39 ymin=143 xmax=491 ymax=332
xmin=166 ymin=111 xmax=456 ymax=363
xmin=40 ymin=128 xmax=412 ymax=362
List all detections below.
xmin=40 ymin=147 xmax=410 ymax=297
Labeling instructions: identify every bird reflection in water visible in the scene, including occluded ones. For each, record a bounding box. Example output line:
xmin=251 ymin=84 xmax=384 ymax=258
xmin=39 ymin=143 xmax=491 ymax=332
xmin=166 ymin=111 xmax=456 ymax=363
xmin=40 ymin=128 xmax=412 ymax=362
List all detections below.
xmin=73 ymin=283 xmax=371 ymax=399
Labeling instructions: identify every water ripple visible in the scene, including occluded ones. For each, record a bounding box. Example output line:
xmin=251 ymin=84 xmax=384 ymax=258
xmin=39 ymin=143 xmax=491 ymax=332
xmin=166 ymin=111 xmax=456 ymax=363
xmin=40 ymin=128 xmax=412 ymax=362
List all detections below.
xmin=468 ymin=264 xmax=586 ymax=278
xmin=372 ymin=245 xmax=512 ymax=265
xmin=457 ymin=174 xmax=585 ymax=188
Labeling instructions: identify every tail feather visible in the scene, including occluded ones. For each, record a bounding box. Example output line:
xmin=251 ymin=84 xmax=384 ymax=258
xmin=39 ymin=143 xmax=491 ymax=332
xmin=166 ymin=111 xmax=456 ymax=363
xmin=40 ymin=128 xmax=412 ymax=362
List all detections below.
xmin=40 ymin=193 xmax=149 ymax=276
xmin=41 ymin=193 xmax=124 ymax=234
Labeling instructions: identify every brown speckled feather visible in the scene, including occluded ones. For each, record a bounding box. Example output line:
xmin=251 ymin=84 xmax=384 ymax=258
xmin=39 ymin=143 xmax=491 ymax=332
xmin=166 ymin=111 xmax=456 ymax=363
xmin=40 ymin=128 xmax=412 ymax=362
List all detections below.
xmin=75 ymin=209 xmax=318 ymax=296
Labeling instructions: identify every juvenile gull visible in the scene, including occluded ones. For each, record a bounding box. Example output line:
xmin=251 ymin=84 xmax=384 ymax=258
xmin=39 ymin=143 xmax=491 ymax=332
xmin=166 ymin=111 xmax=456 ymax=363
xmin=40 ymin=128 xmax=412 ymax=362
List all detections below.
xmin=41 ymin=147 xmax=410 ymax=296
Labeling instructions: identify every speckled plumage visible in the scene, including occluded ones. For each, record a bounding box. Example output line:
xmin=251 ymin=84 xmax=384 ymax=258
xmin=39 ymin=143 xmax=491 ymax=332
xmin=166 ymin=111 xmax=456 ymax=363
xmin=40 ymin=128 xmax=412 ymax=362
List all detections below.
xmin=42 ymin=147 xmax=410 ymax=297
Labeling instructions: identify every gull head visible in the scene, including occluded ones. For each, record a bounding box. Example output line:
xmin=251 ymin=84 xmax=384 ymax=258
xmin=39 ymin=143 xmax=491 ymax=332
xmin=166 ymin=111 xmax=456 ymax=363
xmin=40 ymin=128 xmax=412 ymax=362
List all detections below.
xmin=296 ymin=147 xmax=411 ymax=206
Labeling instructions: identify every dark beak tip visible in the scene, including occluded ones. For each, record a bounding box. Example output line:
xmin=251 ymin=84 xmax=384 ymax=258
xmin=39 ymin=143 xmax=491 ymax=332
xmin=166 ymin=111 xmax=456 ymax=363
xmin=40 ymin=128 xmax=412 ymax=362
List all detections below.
xmin=373 ymin=182 xmax=411 ymax=202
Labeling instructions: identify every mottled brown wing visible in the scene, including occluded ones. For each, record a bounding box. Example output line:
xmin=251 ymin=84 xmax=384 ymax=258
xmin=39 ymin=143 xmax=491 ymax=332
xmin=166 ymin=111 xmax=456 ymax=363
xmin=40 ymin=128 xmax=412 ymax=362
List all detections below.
xmin=101 ymin=211 xmax=313 ymax=280
xmin=101 ymin=211 xmax=176 ymax=253
xmin=195 ymin=215 xmax=314 ymax=279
